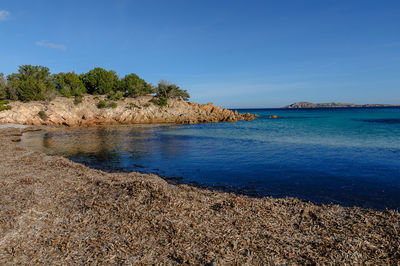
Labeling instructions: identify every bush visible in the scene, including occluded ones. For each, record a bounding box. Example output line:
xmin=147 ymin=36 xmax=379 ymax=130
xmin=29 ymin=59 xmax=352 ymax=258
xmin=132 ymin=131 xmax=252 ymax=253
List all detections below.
xmin=74 ymin=95 xmax=83 ymax=105
xmin=108 ymin=101 xmax=117 ymax=108
xmin=0 ymin=99 xmax=11 ymax=111
xmin=97 ymin=100 xmax=107 ymax=109
xmin=142 ymin=103 xmax=150 ymax=108
xmin=7 ymin=65 xmax=56 ymax=102
xmin=0 ymin=66 xmax=192 ymax=106
xmin=0 ymin=73 xmax=7 ymax=99
xmin=128 ymin=103 xmax=140 ymax=109
xmin=53 ymin=72 xmax=86 ymax=98
xmin=151 ymin=97 xmax=168 ymax=107
xmin=38 ymin=110 xmax=47 ymax=120
xmin=0 ymin=105 xmax=11 ymax=111
xmin=81 ymin=67 xmax=120 ymax=95
xmin=155 ymin=80 xmax=189 ymax=101
xmin=97 ymin=99 xmax=117 ymax=109
xmin=121 ymin=73 xmax=154 ymax=97
xmin=107 ymin=90 xmax=124 ymax=101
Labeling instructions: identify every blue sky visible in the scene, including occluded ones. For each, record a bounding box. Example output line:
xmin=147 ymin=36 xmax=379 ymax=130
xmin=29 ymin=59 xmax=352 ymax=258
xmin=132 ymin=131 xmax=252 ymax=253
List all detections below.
xmin=0 ymin=0 xmax=399 ymax=108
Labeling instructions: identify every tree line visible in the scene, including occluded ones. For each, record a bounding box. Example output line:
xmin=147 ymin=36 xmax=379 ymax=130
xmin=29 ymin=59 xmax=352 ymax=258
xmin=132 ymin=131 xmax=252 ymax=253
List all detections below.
xmin=0 ymin=65 xmax=190 ymax=107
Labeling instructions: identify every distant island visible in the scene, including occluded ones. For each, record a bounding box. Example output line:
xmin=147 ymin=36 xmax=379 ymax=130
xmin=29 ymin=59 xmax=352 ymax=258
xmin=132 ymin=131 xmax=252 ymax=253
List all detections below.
xmin=284 ymin=102 xmax=400 ymax=109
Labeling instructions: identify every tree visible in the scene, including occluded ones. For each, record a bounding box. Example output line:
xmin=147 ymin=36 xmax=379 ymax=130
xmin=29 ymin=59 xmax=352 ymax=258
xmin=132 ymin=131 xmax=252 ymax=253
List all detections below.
xmin=7 ymin=65 xmax=56 ymax=102
xmin=53 ymin=72 xmax=86 ymax=98
xmin=155 ymin=80 xmax=190 ymax=101
xmin=120 ymin=73 xmax=154 ymax=97
xmin=81 ymin=67 xmax=120 ymax=95
xmin=0 ymin=73 xmax=6 ymax=99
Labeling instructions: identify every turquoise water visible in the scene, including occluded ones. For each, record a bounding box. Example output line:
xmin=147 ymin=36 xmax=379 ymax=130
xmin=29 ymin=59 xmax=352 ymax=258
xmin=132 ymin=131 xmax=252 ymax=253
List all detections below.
xmin=21 ymin=108 xmax=400 ymax=210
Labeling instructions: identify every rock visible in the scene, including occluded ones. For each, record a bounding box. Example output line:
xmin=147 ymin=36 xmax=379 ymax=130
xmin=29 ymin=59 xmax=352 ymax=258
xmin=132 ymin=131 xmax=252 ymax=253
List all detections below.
xmin=0 ymin=95 xmax=258 ymax=126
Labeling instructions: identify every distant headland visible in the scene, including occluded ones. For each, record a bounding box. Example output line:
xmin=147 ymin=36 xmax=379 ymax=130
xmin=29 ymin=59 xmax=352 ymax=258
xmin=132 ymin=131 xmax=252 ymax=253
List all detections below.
xmin=284 ymin=102 xmax=400 ymax=109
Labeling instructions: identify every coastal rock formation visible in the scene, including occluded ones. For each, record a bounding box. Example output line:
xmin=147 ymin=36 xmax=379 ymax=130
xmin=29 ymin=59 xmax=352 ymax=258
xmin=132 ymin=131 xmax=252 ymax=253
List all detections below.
xmin=284 ymin=101 xmax=399 ymax=108
xmin=0 ymin=95 xmax=257 ymax=126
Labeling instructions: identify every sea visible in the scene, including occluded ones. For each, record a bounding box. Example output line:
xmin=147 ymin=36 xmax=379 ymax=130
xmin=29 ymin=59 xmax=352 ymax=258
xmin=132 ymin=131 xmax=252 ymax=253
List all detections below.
xmin=20 ymin=107 xmax=400 ymax=210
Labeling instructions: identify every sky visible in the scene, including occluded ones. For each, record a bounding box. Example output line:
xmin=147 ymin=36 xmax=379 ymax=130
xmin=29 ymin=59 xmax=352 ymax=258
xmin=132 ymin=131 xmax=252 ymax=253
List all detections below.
xmin=0 ymin=0 xmax=399 ymax=108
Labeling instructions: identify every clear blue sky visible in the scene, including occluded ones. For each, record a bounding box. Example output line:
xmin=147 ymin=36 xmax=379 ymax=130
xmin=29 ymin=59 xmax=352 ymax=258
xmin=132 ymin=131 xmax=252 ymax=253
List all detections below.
xmin=0 ymin=0 xmax=399 ymax=108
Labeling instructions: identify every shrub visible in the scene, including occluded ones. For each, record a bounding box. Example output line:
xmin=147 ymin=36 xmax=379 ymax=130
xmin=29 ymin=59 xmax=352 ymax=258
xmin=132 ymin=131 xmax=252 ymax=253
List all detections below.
xmin=107 ymin=90 xmax=124 ymax=101
xmin=121 ymin=73 xmax=154 ymax=97
xmin=155 ymin=80 xmax=189 ymax=101
xmin=74 ymin=95 xmax=83 ymax=105
xmin=128 ymin=103 xmax=140 ymax=109
xmin=53 ymin=72 xmax=86 ymax=98
xmin=7 ymin=65 xmax=56 ymax=102
xmin=0 ymin=105 xmax=11 ymax=111
xmin=38 ymin=110 xmax=47 ymax=120
xmin=97 ymin=100 xmax=107 ymax=109
xmin=97 ymin=99 xmax=117 ymax=109
xmin=142 ymin=103 xmax=150 ymax=108
xmin=81 ymin=67 xmax=120 ymax=95
xmin=108 ymin=101 xmax=117 ymax=108
xmin=151 ymin=97 xmax=168 ymax=107
xmin=0 ymin=73 xmax=6 ymax=99
xmin=0 ymin=99 xmax=11 ymax=111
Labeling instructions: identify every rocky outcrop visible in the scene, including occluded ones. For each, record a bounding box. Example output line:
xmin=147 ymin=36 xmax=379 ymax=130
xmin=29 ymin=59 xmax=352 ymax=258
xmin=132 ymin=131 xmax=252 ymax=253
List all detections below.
xmin=0 ymin=95 xmax=258 ymax=126
xmin=284 ymin=102 xmax=399 ymax=109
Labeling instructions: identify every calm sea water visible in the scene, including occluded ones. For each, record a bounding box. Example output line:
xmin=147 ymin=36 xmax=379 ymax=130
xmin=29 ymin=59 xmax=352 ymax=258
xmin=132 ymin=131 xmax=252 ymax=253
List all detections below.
xmin=20 ymin=107 xmax=400 ymax=210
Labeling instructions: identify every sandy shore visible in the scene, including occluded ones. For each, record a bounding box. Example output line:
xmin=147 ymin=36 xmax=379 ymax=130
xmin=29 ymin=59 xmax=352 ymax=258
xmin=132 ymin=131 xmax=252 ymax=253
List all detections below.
xmin=0 ymin=127 xmax=399 ymax=264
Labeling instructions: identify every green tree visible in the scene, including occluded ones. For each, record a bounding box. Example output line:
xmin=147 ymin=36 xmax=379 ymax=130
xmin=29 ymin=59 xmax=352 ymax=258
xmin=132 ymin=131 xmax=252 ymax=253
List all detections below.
xmin=121 ymin=73 xmax=153 ymax=97
xmin=0 ymin=73 xmax=6 ymax=99
xmin=81 ymin=67 xmax=120 ymax=95
xmin=7 ymin=65 xmax=56 ymax=102
xmin=156 ymin=80 xmax=190 ymax=101
xmin=53 ymin=72 xmax=86 ymax=98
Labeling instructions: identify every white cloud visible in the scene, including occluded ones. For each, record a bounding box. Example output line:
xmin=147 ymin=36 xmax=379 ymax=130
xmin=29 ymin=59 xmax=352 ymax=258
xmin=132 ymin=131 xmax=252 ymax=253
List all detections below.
xmin=0 ymin=10 xmax=10 ymax=21
xmin=36 ymin=40 xmax=67 ymax=51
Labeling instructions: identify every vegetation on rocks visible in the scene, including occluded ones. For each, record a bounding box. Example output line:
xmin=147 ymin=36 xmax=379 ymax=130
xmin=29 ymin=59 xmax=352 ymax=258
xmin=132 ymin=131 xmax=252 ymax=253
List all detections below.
xmin=53 ymin=72 xmax=86 ymax=98
xmin=0 ymin=74 xmax=6 ymax=99
xmin=97 ymin=99 xmax=117 ymax=109
xmin=155 ymin=80 xmax=190 ymax=101
xmin=121 ymin=73 xmax=154 ymax=97
xmin=0 ymin=65 xmax=189 ymax=104
xmin=107 ymin=90 xmax=124 ymax=101
xmin=73 ymin=95 xmax=83 ymax=105
xmin=0 ymin=100 xmax=11 ymax=111
xmin=149 ymin=80 xmax=190 ymax=107
xmin=6 ymin=65 xmax=56 ymax=102
xmin=150 ymin=97 xmax=168 ymax=107
xmin=38 ymin=110 xmax=47 ymax=120
xmin=81 ymin=67 xmax=120 ymax=95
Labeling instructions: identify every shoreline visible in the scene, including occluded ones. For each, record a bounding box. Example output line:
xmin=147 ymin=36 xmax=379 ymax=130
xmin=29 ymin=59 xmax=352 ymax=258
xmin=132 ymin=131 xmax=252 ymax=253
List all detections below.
xmin=0 ymin=95 xmax=257 ymax=126
xmin=1 ymin=126 xmax=399 ymax=264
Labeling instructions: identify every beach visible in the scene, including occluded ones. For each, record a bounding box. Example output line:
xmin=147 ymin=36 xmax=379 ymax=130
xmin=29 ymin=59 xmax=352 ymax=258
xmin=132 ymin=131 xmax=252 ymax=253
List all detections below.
xmin=1 ymin=126 xmax=399 ymax=264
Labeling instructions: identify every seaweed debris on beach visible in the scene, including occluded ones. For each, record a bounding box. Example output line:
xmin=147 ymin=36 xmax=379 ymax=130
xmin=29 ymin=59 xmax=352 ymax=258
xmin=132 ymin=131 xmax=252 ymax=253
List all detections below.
xmin=0 ymin=128 xmax=399 ymax=264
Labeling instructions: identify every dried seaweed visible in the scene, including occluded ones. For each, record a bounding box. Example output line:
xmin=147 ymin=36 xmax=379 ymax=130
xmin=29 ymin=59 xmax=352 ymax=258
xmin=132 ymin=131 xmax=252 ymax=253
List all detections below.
xmin=0 ymin=128 xmax=399 ymax=264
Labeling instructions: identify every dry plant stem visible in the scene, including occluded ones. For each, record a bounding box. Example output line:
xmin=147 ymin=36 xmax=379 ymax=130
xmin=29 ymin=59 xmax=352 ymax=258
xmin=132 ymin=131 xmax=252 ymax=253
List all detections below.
xmin=0 ymin=128 xmax=399 ymax=264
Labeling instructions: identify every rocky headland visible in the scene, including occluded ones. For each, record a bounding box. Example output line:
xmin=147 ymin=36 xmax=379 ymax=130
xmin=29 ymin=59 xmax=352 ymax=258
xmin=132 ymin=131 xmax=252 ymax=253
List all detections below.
xmin=0 ymin=95 xmax=257 ymax=126
xmin=284 ymin=101 xmax=399 ymax=108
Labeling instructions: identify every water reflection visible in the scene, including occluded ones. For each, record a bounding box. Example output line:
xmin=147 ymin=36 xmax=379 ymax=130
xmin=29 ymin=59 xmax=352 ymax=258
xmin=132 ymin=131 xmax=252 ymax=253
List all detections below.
xmin=24 ymin=125 xmax=186 ymax=172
